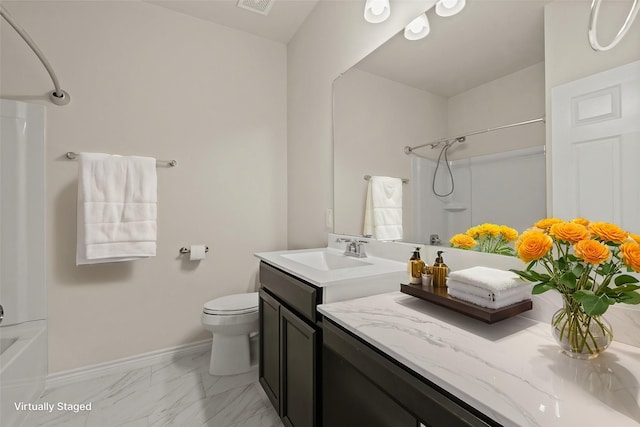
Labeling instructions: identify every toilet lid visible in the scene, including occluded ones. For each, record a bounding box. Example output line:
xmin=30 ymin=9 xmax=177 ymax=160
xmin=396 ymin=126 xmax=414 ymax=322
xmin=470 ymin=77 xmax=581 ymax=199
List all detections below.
xmin=203 ymin=292 xmax=259 ymax=315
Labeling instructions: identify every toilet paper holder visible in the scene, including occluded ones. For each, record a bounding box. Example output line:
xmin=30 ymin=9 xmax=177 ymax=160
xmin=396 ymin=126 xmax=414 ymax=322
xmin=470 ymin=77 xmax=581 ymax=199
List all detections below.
xmin=179 ymin=246 xmax=209 ymax=254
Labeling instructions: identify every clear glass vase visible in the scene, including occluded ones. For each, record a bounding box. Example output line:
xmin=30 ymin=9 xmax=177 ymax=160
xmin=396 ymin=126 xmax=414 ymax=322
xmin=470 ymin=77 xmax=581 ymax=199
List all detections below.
xmin=551 ymin=298 xmax=613 ymax=360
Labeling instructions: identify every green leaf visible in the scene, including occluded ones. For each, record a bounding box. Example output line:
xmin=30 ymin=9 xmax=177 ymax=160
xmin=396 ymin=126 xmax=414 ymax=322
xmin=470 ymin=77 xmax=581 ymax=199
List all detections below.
xmin=532 ymin=282 xmax=556 ymax=294
xmin=573 ymin=290 xmax=610 ymax=315
xmin=572 ymin=264 xmax=585 ymax=278
xmin=619 ymin=292 xmax=640 ymax=304
xmin=615 ymin=274 xmax=640 ymax=286
xmin=510 ymin=269 xmax=538 ymax=282
xmin=559 ymin=271 xmax=577 ymax=289
xmin=557 ymin=257 xmax=567 ymax=271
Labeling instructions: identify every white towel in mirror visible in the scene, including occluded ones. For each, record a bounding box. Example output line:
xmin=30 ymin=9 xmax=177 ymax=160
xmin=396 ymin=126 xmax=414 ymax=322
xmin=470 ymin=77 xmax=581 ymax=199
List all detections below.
xmin=363 ymin=176 xmax=403 ymax=241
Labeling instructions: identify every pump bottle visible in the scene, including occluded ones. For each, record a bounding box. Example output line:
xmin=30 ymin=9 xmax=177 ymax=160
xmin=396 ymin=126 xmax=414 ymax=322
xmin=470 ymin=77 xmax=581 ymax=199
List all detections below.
xmin=432 ymin=251 xmax=449 ymax=288
xmin=408 ymin=247 xmax=425 ymax=285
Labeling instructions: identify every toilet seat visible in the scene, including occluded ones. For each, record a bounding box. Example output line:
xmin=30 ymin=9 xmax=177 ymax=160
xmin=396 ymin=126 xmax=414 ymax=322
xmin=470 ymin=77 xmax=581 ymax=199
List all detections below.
xmin=203 ymin=292 xmax=258 ymax=316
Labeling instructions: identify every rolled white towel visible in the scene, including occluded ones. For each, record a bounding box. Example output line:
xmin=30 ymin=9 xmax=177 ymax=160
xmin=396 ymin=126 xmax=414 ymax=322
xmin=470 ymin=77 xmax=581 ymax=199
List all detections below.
xmin=447 ymin=287 xmax=531 ymax=310
xmin=448 ymin=266 xmax=525 ymax=292
xmin=447 ymin=279 xmax=532 ymax=302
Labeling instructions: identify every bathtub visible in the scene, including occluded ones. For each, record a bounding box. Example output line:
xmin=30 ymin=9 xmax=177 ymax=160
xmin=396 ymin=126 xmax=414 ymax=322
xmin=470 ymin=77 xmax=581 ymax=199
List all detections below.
xmin=0 ymin=320 xmax=47 ymax=427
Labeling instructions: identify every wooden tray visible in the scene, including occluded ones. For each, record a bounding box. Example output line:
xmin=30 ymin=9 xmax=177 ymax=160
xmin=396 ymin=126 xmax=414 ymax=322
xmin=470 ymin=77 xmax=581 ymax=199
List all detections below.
xmin=400 ymin=283 xmax=532 ymax=324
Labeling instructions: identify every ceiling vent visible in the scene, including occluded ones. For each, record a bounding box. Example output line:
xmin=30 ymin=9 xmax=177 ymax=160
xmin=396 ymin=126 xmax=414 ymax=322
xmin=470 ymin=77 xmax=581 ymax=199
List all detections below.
xmin=236 ymin=0 xmax=274 ymax=16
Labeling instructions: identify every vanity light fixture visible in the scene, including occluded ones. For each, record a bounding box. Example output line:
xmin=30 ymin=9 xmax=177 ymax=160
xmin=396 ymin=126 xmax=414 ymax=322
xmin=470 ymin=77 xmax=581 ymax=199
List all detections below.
xmin=364 ymin=0 xmax=391 ymax=23
xmin=404 ymin=13 xmax=430 ymax=40
xmin=435 ymin=0 xmax=466 ymax=17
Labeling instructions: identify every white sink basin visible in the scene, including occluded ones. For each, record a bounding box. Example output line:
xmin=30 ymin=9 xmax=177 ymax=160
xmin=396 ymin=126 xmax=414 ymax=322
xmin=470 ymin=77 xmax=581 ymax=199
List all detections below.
xmin=281 ymin=250 xmax=372 ymax=271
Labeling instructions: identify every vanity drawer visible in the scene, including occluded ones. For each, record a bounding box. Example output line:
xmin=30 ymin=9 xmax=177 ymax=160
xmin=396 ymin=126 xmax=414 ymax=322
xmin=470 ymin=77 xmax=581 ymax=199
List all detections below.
xmin=259 ymin=261 xmax=320 ymax=322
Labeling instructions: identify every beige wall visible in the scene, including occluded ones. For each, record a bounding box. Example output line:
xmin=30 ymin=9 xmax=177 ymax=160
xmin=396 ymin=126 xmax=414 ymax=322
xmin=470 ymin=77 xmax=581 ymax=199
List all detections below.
xmin=1 ymin=1 xmax=287 ymax=372
xmin=446 ymin=62 xmax=546 ymax=160
xmin=544 ymin=0 xmax=640 ymax=213
xmin=333 ymin=68 xmax=447 ymax=240
xmin=287 ymin=0 xmax=433 ymax=249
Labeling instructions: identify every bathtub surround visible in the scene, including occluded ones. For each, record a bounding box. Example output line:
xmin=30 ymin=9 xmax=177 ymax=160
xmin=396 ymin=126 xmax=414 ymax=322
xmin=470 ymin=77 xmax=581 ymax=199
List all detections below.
xmin=0 ymin=99 xmax=47 ymax=427
xmin=0 ymin=1 xmax=286 ymax=373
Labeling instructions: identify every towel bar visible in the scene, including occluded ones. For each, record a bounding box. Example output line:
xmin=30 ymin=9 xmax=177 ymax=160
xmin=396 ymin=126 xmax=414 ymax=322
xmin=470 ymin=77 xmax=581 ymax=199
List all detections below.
xmin=65 ymin=151 xmax=177 ymax=167
xmin=364 ymin=175 xmax=409 ymax=184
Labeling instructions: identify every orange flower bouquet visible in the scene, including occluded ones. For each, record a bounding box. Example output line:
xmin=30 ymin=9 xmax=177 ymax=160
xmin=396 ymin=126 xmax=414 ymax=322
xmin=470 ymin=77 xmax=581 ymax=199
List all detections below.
xmin=450 ymin=223 xmax=518 ymax=256
xmin=511 ymin=217 xmax=640 ymax=359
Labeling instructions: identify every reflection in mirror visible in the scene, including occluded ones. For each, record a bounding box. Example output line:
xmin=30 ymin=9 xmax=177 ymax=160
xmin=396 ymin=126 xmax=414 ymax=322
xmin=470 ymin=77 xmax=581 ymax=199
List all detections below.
xmin=333 ymin=0 xmax=548 ymax=246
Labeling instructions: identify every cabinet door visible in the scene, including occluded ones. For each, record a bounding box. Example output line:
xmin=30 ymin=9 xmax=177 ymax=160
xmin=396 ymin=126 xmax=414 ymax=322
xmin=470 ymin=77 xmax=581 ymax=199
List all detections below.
xmin=280 ymin=305 xmax=317 ymax=427
xmin=259 ymin=289 xmax=280 ymax=411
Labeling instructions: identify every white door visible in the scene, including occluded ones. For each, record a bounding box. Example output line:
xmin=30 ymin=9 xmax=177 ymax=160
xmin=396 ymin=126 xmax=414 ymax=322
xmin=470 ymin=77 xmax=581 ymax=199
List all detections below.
xmin=551 ymin=60 xmax=640 ymax=231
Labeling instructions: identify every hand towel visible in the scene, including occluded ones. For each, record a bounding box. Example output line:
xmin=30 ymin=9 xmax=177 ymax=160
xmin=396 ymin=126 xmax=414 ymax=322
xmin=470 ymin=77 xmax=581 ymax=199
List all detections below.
xmin=363 ymin=176 xmax=403 ymax=241
xmin=76 ymin=153 xmax=157 ymax=265
xmin=447 ymin=285 xmax=531 ymax=310
xmin=447 ymin=279 xmax=532 ymax=303
xmin=447 ymin=266 xmax=525 ymax=292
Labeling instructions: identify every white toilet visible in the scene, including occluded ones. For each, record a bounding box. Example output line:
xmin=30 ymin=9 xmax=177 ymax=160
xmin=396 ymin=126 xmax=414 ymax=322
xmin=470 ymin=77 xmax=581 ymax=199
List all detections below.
xmin=201 ymin=292 xmax=259 ymax=376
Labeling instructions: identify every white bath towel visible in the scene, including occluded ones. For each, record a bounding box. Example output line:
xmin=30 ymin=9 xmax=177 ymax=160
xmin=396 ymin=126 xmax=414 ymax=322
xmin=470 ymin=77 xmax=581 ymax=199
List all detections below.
xmin=363 ymin=176 xmax=403 ymax=241
xmin=447 ymin=266 xmax=525 ymax=292
xmin=76 ymin=153 xmax=157 ymax=265
xmin=447 ymin=279 xmax=532 ymax=303
xmin=447 ymin=284 xmax=531 ymax=310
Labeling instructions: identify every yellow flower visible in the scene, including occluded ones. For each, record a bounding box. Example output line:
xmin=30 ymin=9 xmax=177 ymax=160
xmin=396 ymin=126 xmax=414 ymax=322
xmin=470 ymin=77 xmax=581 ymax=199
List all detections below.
xmin=571 ymin=217 xmax=590 ymax=227
xmin=465 ymin=226 xmax=480 ymax=238
xmin=573 ymin=239 xmax=610 ymax=264
xmin=620 ymin=242 xmax=640 ymax=272
xmin=628 ymin=233 xmax=640 ymax=245
xmin=515 ymin=230 xmax=553 ymax=262
xmin=588 ymin=222 xmax=628 ymax=244
xmin=450 ymin=234 xmax=477 ymax=249
xmin=534 ymin=217 xmax=563 ymax=231
xmin=499 ymin=225 xmax=518 ymax=241
xmin=549 ymin=222 xmax=589 ymax=244
xmin=480 ymin=223 xmax=501 ymax=237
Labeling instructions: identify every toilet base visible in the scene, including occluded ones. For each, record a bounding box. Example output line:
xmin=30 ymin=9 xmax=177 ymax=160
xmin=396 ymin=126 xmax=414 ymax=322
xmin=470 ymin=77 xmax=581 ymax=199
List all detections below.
xmin=209 ymin=333 xmax=252 ymax=376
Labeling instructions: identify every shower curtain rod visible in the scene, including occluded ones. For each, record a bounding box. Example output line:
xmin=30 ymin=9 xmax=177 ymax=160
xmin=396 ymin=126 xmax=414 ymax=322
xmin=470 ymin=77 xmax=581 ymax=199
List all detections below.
xmin=0 ymin=5 xmax=70 ymax=105
xmin=403 ymin=117 xmax=545 ymax=155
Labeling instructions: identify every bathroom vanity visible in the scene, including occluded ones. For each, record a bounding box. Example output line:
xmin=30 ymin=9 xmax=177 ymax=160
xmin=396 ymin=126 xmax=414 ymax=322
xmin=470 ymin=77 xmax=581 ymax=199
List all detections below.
xmin=318 ymin=292 xmax=640 ymax=427
xmin=255 ymin=242 xmax=407 ymax=427
xmin=257 ymin=239 xmax=640 ymax=427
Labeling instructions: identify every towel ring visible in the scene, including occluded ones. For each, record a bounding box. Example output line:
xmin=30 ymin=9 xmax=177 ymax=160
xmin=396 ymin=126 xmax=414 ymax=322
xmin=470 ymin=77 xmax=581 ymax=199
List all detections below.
xmin=588 ymin=0 xmax=640 ymax=51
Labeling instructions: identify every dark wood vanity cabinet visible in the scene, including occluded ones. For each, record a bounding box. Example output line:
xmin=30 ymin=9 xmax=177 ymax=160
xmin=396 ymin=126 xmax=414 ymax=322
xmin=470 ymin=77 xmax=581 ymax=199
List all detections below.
xmin=322 ymin=319 xmax=500 ymax=427
xmin=258 ymin=261 xmax=320 ymax=427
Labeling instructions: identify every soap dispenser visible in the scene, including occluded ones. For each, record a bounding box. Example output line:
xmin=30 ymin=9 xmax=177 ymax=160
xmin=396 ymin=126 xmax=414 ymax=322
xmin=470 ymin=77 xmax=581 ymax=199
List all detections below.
xmin=408 ymin=247 xmax=425 ymax=285
xmin=432 ymin=251 xmax=449 ymax=288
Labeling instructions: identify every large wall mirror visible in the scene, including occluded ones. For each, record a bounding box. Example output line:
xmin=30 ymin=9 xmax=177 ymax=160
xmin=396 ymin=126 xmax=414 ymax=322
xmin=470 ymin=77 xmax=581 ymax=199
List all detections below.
xmin=333 ymin=0 xmax=549 ymax=245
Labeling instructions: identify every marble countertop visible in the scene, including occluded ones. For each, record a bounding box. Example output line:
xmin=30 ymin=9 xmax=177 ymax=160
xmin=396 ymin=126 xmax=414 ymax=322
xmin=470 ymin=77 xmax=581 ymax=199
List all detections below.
xmin=318 ymin=292 xmax=640 ymax=427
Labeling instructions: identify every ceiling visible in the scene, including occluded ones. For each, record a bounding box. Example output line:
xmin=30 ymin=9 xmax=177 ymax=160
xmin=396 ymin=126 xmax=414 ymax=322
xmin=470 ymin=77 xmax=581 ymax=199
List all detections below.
xmin=356 ymin=0 xmax=549 ymax=97
xmin=146 ymin=0 xmax=320 ymax=43
xmin=355 ymin=0 xmax=549 ymax=97
xmin=146 ymin=0 xmax=549 ymax=97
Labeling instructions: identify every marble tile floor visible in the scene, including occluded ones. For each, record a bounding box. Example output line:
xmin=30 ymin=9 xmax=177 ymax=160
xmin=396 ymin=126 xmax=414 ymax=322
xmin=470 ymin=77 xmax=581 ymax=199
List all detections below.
xmin=22 ymin=348 xmax=284 ymax=427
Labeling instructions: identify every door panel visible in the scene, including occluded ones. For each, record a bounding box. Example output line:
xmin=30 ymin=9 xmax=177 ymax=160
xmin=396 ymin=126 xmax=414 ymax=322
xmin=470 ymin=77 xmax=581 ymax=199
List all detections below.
xmin=552 ymin=60 xmax=640 ymax=230
xmin=259 ymin=289 xmax=280 ymax=411
xmin=280 ymin=305 xmax=316 ymax=427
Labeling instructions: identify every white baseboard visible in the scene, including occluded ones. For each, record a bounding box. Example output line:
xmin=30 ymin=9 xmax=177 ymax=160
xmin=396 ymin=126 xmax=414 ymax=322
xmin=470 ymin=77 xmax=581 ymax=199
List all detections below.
xmin=46 ymin=339 xmax=212 ymax=389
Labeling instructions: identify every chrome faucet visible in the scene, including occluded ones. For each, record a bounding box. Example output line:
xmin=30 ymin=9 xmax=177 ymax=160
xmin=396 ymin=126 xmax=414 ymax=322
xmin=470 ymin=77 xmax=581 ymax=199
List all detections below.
xmin=336 ymin=238 xmax=368 ymax=258
xmin=430 ymin=234 xmax=441 ymax=246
